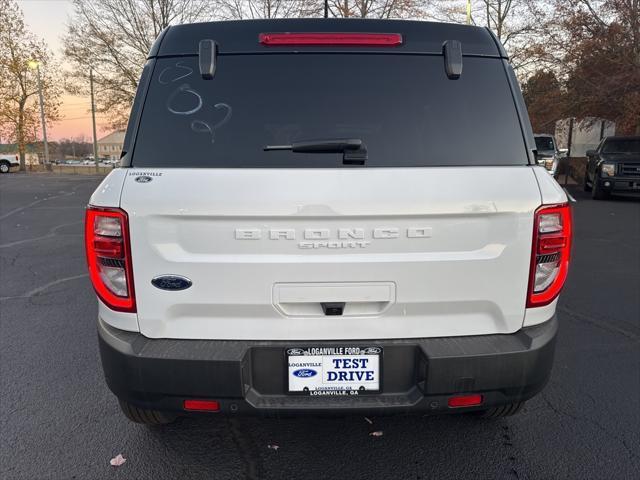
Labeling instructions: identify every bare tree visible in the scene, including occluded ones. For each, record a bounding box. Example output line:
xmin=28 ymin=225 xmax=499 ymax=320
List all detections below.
xmin=215 ymin=0 xmax=322 ymax=19
xmin=217 ymin=0 xmax=428 ymax=19
xmin=0 ymin=0 xmax=61 ymax=170
xmin=430 ymin=1 xmax=539 ymax=71
xmin=326 ymin=0 xmax=429 ymax=18
xmin=484 ymin=1 xmax=540 ymax=71
xmin=63 ymin=0 xmax=217 ymax=129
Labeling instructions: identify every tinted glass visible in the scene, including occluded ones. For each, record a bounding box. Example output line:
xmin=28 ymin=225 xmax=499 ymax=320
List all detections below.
xmin=535 ymin=137 xmax=555 ymax=151
xmin=602 ymin=139 xmax=640 ymax=153
xmin=122 ymin=60 xmax=153 ymax=155
xmin=132 ymin=54 xmax=527 ymax=167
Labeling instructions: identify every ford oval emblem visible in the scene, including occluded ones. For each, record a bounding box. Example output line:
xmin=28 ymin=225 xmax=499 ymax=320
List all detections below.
xmin=151 ymin=275 xmax=192 ymax=291
xmin=293 ymin=369 xmax=318 ymax=378
xmin=135 ymin=175 xmax=152 ymax=183
xmin=362 ymin=347 xmax=382 ymax=354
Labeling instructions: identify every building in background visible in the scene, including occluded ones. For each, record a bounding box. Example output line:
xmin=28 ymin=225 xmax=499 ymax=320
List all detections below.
xmin=97 ymin=130 xmax=125 ymax=161
xmin=555 ymin=118 xmax=615 ymax=157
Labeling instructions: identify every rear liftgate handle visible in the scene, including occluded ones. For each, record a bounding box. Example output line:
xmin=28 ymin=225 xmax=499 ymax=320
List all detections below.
xmin=321 ymin=303 xmax=345 ymax=316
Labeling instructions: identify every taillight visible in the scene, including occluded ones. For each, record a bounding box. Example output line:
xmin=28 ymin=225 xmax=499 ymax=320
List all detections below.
xmin=259 ymin=32 xmax=403 ymax=47
xmin=85 ymin=206 xmax=136 ymax=312
xmin=527 ymin=203 xmax=572 ymax=307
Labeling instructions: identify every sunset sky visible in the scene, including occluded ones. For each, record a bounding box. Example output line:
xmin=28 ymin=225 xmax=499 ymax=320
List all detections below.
xmin=19 ymin=0 xmax=112 ymax=141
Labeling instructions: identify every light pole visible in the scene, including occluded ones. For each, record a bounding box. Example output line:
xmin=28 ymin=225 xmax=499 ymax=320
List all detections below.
xmin=466 ymin=0 xmax=472 ymax=25
xmin=324 ymin=0 xmax=328 ymax=18
xmin=28 ymin=60 xmax=50 ymax=170
xmin=90 ymin=68 xmax=99 ymax=171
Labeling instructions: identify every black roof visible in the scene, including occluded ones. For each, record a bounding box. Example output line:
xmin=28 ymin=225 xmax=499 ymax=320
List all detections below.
xmin=149 ymin=19 xmax=505 ymax=58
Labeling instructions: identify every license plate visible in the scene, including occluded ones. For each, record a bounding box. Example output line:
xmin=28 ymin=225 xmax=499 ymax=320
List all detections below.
xmin=286 ymin=346 xmax=381 ymax=396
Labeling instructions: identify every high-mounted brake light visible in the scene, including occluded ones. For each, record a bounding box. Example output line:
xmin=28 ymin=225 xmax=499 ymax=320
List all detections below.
xmin=527 ymin=203 xmax=572 ymax=307
xmin=259 ymin=32 xmax=403 ymax=47
xmin=85 ymin=206 xmax=136 ymax=312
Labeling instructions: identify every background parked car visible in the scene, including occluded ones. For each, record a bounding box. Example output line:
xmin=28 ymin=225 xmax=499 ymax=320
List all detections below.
xmin=534 ymin=134 xmax=566 ymax=177
xmin=99 ymin=158 xmax=119 ymax=167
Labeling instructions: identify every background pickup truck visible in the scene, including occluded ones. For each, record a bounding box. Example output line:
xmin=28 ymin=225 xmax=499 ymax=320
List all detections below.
xmin=585 ymin=136 xmax=640 ymax=199
xmin=0 ymin=154 xmax=19 ymax=174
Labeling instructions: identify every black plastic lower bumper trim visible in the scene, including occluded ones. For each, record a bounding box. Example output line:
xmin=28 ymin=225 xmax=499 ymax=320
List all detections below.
xmin=98 ymin=316 xmax=557 ymax=415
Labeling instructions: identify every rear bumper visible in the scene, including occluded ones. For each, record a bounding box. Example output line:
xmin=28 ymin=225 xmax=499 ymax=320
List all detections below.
xmin=98 ymin=316 xmax=558 ymax=415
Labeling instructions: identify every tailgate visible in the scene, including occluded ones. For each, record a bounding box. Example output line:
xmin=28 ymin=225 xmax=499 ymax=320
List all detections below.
xmin=120 ymin=167 xmax=541 ymax=340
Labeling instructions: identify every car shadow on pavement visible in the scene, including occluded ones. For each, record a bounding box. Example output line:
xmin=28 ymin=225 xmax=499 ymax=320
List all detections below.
xmin=136 ymin=412 xmax=519 ymax=479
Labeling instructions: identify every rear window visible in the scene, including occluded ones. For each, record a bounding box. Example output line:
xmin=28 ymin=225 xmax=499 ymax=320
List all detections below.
xmin=535 ymin=136 xmax=555 ymax=151
xmin=132 ymin=54 xmax=527 ymax=168
xmin=602 ymin=139 xmax=640 ymax=153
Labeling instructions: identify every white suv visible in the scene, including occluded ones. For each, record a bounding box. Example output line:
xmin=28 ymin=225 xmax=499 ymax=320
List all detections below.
xmin=86 ymin=19 xmax=571 ymax=424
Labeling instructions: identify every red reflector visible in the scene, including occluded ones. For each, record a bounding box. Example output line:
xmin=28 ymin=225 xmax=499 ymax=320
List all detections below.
xmin=93 ymin=237 xmax=124 ymax=258
xmin=183 ymin=399 xmax=220 ymax=412
xmin=259 ymin=32 xmax=403 ymax=47
xmin=448 ymin=394 xmax=483 ymax=408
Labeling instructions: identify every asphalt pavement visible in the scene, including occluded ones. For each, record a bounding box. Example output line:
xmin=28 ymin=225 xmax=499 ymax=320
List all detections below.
xmin=1 ymin=173 xmax=638 ymax=479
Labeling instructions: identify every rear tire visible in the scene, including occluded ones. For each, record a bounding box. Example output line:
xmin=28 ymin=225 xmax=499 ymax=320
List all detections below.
xmin=118 ymin=399 xmax=177 ymax=425
xmin=591 ymin=177 xmax=609 ymax=200
xmin=0 ymin=161 xmax=10 ymax=174
xmin=474 ymin=401 xmax=525 ymax=418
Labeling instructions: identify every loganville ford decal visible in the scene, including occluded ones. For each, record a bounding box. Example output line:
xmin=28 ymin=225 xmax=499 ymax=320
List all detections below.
xmin=128 ymin=171 xmax=163 ymax=176
xmin=287 ymin=346 xmax=381 ymax=395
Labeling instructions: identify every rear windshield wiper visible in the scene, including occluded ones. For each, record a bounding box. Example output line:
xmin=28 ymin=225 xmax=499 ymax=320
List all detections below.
xmin=264 ymin=138 xmax=367 ymax=165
